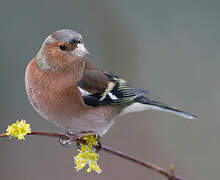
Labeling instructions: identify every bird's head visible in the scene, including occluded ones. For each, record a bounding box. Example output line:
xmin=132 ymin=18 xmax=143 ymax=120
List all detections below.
xmin=35 ymin=29 xmax=89 ymax=70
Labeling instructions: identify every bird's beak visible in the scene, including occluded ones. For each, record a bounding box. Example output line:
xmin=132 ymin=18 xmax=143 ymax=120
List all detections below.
xmin=74 ymin=43 xmax=89 ymax=56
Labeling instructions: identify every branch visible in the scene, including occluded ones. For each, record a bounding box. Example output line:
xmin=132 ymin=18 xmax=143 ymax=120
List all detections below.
xmin=0 ymin=131 xmax=185 ymax=180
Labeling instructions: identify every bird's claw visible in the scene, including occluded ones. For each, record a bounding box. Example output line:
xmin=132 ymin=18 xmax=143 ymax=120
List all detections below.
xmin=58 ymin=130 xmax=96 ymax=148
xmin=59 ymin=136 xmax=72 ymax=148
xmin=58 ymin=129 xmax=79 ymax=148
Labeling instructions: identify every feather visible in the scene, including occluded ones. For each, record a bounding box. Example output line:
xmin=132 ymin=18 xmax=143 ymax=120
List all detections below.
xmin=79 ymin=61 xmax=196 ymax=120
xmin=78 ymin=61 xmax=148 ymax=107
xmin=131 ymin=96 xmax=197 ymax=119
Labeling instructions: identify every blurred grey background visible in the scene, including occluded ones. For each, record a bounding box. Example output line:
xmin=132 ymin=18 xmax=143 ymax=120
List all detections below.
xmin=0 ymin=0 xmax=219 ymax=179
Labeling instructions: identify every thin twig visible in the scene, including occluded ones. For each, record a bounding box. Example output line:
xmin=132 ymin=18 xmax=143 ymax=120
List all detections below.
xmin=102 ymin=146 xmax=170 ymax=177
xmin=0 ymin=131 xmax=184 ymax=180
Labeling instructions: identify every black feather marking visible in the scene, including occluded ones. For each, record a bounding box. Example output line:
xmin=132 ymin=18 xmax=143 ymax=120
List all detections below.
xmin=80 ymin=71 xmax=149 ymax=107
xmin=104 ymin=71 xmax=119 ymax=79
xmin=82 ymin=95 xmax=100 ymax=107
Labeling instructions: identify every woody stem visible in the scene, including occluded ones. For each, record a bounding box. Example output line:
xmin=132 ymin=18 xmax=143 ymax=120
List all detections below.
xmin=0 ymin=131 xmax=184 ymax=180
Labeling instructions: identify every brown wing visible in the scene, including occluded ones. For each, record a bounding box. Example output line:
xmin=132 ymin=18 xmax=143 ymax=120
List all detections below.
xmin=78 ymin=61 xmax=110 ymax=94
xmin=78 ymin=60 xmax=147 ymax=107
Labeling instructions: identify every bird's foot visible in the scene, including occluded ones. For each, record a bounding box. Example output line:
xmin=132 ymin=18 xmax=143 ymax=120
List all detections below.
xmin=59 ymin=134 xmax=72 ymax=148
xmin=59 ymin=129 xmax=95 ymax=148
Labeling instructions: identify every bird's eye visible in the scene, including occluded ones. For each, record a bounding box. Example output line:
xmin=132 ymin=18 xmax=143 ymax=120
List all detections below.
xmin=59 ymin=45 xmax=68 ymax=51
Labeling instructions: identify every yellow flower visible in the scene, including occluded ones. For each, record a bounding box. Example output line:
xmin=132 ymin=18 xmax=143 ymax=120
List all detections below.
xmin=6 ymin=120 xmax=31 ymax=140
xmin=82 ymin=134 xmax=98 ymax=147
xmin=169 ymin=164 xmax=175 ymax=172
xmin=74 ymin=135 xmax=102 ymax=174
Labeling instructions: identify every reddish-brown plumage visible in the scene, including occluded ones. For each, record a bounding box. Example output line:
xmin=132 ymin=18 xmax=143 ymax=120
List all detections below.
xmin=25 ymin=29 xmax=196 ymax=136
xmin=25 ymin=53 xmax=120 ymax=135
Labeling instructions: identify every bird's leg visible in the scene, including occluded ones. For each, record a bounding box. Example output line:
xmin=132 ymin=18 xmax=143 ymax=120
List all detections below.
xmin=59 ymin=129 xmax=95 ymax=148
xmin=59 ymin=129 xmax=75 ymax=148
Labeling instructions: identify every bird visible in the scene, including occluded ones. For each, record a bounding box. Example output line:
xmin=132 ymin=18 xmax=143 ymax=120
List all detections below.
xmin=25 ymin=29 xmax=196 ymax=138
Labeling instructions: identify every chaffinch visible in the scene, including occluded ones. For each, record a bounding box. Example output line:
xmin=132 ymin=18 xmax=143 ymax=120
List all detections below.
xmin=25 ymin=29 xmax=196 ymax=136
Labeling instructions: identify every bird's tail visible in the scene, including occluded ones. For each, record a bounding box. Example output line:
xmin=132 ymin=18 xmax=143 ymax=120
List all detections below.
xmin=120 ymin=96 xmax=196 ymax=120
xmin=136 ymin=96 xmax=196 ymax=119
